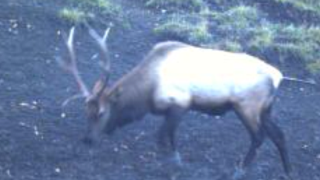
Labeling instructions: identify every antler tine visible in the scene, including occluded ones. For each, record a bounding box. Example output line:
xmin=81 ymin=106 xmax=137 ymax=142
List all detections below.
xmin=88 ymin=26 xmax=111 ymax=82
xmin=67 ymin=27 xmax=76 ymax=66
xmin=58 ymin=27 xmax=91 ymax=106
xmin=62 ymin=94 xmax=84 ymax=107
xmin=102 ymin=28 xmax=111 ymax=43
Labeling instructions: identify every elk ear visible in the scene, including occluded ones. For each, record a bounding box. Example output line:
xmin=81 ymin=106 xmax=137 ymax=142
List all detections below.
xmin=92 ymin=80 xmax=106 ymax=94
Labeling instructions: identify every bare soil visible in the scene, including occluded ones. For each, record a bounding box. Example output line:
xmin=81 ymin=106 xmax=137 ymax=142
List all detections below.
xmin=0 ymin=1 xmax=320 ymax=180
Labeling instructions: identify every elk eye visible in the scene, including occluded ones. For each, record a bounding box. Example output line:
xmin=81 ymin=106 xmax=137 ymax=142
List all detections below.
xmin=110 ymin=88 xmax=122 ymax=103
xmin=97 ymin=112 xmax=104 ymax=120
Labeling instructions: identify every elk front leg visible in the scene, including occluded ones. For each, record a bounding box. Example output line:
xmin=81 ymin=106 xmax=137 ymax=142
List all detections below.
xmin=157 ymin=105 xmax=185 ymax=165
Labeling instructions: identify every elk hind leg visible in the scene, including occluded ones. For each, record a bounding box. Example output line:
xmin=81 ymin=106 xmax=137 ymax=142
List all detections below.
xmin=233 ymin=104 xmax=265 ymax=179
xmin=262 ymin=106 xmax=292 ymax=176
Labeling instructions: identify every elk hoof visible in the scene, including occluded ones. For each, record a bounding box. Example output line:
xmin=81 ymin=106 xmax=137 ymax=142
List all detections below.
xmin=169 ymin=151 xmax=183 ymax=167
xmin=232 ymin=166 xmax=246 ymax=180
xmin=281 ymin=173 xmax=294 ymax=180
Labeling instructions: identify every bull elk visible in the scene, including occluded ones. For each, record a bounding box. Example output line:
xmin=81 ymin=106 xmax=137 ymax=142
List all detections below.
xmin=56 ymin=26 xmax=307 ymax=179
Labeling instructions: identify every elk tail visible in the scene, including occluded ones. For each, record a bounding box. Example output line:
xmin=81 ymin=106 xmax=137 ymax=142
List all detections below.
xmin=282 ymin=76 xmax=317 ymax=85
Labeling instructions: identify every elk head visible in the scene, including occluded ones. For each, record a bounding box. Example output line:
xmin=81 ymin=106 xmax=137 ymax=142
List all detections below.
xmin=57 ymin=26 xmax=112 ymax=143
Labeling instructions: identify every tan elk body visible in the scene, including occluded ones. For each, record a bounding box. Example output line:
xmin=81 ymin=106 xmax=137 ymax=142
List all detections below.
xmin=58 ymin=27 xmax=292 ymax=179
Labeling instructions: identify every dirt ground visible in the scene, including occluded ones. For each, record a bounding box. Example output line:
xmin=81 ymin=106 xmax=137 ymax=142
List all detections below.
xmin=0 ymin=1 xmax=320 ymax=180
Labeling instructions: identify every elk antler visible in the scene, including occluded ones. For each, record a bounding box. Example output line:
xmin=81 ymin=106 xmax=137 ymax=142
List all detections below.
xmin=87 ymin=25 xmax=111 ymax=83
xmin=57 ymin=27 xmax=91 ymax=106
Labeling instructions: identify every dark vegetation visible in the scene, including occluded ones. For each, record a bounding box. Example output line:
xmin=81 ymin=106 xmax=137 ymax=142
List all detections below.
xmin=0 ymin=0 xmax=320 ymax=180
xmin=59 ymin=0 xmax=320 ymax=76
xmin=145 ymin=0 xmax=320 ymax=76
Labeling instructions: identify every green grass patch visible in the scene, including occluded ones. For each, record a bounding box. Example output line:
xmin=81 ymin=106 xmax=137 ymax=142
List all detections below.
xmin=209 ymin=6 xmax=262 ymax=46
xmin=58 ymin=0 xmax=125 ymax=26
xmin=58 ymin=8 xmax=91 ymax=23
xmin=275 ymin=0 xmax=320 ymax=13
xmin=249 ymin=25 xmax=275 ymax=51
xmin=216 ymin=40 xmax=243 ymax=52
xmin=145 ymin=0 xmax=205 ymax=12
xmin=71 ymin=0 xmax=111 ymax=8
xmin=272 ymin=25 xmax=320 ymax=73
xmin=74 ymin=0 xmax=122 ymax=16
xmin=153 ymin=3 xmax=320 ymax=74
xmin=154 ymin=15 xmax=212 ymax=44
xmin=307 ymin=61 xmax=320 ymax=74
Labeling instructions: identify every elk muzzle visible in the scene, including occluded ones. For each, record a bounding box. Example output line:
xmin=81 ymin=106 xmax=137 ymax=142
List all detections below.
xmin=83 ymin=110 xmax=112 ymax=144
